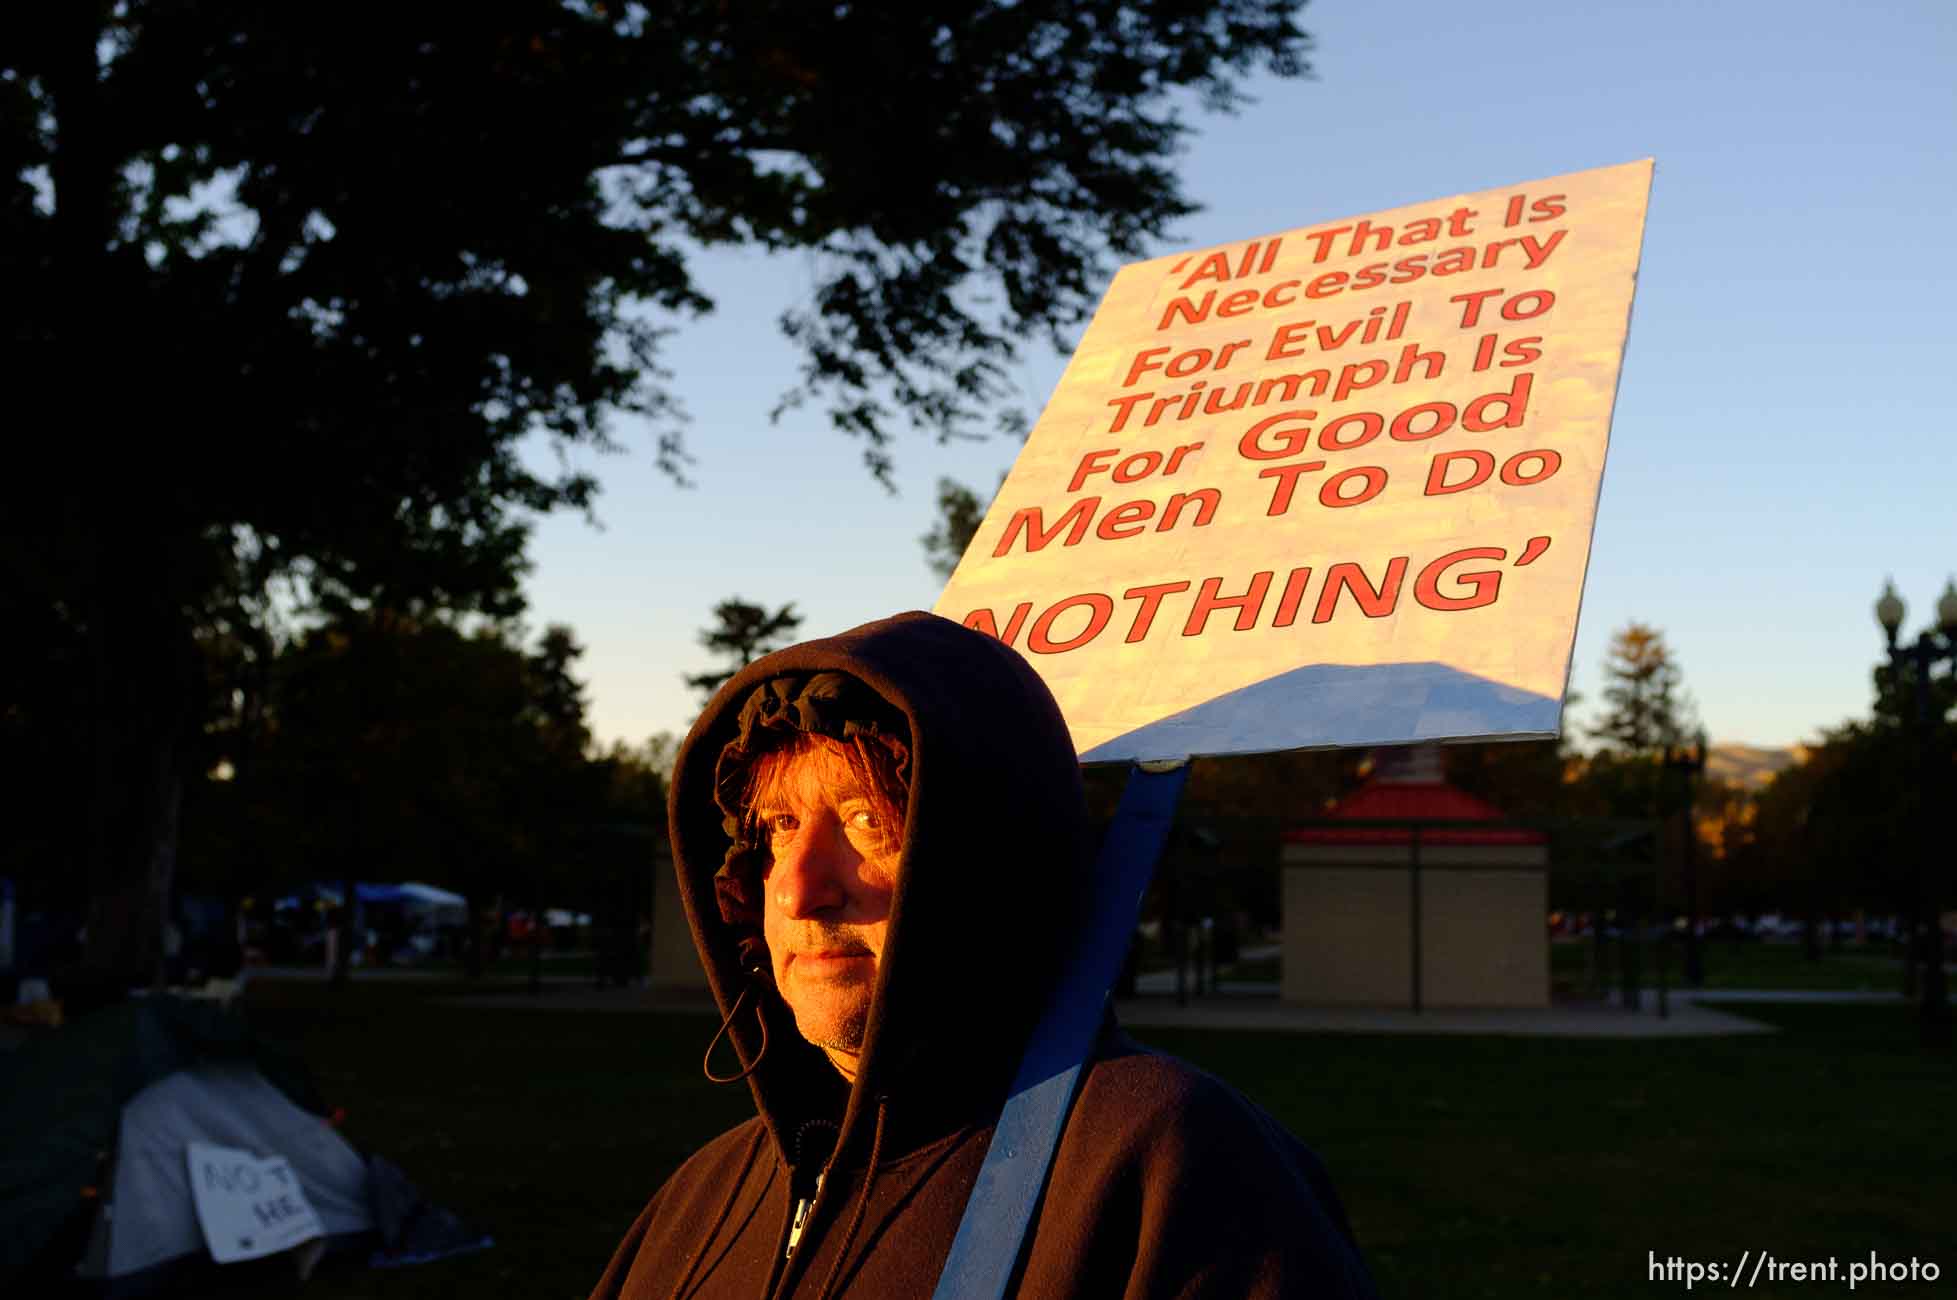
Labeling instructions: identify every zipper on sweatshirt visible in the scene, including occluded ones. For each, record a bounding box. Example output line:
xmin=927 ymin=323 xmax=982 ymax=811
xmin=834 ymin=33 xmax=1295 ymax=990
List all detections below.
xmin=782 ymin=1117 xmax=840 ymax=1266
xmin=784 ymin=1171 xmax=824 ymax=1261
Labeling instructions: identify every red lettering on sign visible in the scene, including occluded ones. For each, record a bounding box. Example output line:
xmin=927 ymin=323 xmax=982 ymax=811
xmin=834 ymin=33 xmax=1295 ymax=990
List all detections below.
xmin=1258 ymin=461 xmax=1325 ymax=515
xmin=1184 ymin=572 xmax=1274 ymax=637
xmin=1161 ymin=488 xmax=1220 ymax=530
xmin=1027 ymin=594 xmax=1113 ymax=655
xmin=1122 ymin=581 xmax=1191 ymax=643
xmin=1414 ymin=548 xmax=1505 ymax=611
xmin=1313 ymin=557 xmax=1408 ymax=624
xmin=1462 ymin=372 xmax=1533 ymax=432
xmin=1500 ymin=449 xmax=1561 ymax=486
xmin=1320 ymin=465 xmax=1388 ymax=509
xmin=962 ymin=602 xmax=1033 ymax=647
xmin=1425 ymin=449 xmax=1494 ymax=496
xmin=993 ymin=499 xmax=1098 ymax=556
xmin=1272 ymin=566 xmax=1314 ymax=627
xmin=1096 ymin=499 xmax=1155 ymax=540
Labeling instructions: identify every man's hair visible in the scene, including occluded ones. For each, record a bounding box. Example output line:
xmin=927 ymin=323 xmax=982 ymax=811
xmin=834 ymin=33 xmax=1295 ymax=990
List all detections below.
xmin=739 ymin=731 xmax=910 ymax=859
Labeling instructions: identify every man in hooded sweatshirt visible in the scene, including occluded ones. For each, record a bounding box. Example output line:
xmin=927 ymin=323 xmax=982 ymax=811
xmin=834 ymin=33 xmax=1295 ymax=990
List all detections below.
xmin=592 ymin=611 xmax=1379 ymax=1299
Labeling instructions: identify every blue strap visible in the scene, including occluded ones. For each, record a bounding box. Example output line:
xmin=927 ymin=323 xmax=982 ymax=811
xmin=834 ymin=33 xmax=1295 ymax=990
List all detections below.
xmin=931 ymin=762 xmax=1190 ymax=1300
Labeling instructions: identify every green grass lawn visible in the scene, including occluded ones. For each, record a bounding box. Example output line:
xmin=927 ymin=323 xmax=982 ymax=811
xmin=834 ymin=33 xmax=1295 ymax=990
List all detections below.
xmin=431 ymin=951 xmax=603 ymax=979
xmin=1549 ymin=937 xmax=1921 ymax=994
xmin=1225 ymin=953 xmax=1281 ymax=982
xmin=238 ymin=980 xmax=1952 ymax=1300
xmin=1220 ymin=939 xmax=1920 ymax=993
xmin=1148 ymin=1007 xmax=1952 ymax=1298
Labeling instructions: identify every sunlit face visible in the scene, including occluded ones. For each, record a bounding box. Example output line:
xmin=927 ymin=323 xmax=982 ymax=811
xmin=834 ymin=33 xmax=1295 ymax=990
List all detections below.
xmin=748 ymin=741 xmax=903 ymax=1079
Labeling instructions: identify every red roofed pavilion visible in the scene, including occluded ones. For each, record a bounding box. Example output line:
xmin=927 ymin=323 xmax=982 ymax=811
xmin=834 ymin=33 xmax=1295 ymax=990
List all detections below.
xmin=1284 ymin=776 xmax=1548 ymax=848
xmin=1280 ymin=745 xmax=1548 ymax=1009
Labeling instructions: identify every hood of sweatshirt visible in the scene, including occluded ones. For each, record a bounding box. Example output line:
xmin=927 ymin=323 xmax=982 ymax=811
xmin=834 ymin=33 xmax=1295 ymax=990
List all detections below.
xmin=667 ymin=611 xmax=1090 ymax=1170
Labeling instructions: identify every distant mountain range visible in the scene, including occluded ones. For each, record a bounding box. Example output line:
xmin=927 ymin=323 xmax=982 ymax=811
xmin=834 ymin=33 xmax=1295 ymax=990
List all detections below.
xmin=1705 ymin=743 xmax=1802 ymax=789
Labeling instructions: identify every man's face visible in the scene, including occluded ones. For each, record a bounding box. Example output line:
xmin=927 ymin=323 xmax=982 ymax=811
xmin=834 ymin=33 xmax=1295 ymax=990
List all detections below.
xmin=751 ymin=743 xmax=901 ymax=1078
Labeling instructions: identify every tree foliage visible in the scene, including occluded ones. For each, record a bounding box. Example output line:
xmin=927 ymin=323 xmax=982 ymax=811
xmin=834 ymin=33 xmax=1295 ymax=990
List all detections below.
xmin=1872 ymin=647 xmax=1957 ymax=730
xmin=1590 ymin=622 xmax=1695 ymax=755
xmin=1742 ymin=723 xmax=1921 ymax=923
xmin=920 ymin=478 xmax=989 ymax=582
xmin=176 ymin=612 xmax=667 ymax=983
xmin=678 ymin=1 xmax=1313 ymax=477
xmin=685 ymin=598 xmax=803 ymax=702
xmin=1 ymin=0 xmax=1311 ymax=980
xmin=181 ymin=614 xmax=598 ymax=895
xmin=1443 ymin=692 xmax=1587 ymax=820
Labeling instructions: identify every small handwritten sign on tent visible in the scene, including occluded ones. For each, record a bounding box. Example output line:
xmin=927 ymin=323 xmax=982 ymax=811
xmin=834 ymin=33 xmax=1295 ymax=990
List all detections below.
xmin=186 ymin=1141 xmax=326 ymax=1264
xmin=935 ymin=159 xmax=1652 ymax=761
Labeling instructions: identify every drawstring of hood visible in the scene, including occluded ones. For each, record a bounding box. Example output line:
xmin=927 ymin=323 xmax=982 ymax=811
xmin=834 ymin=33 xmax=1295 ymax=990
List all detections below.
xmin=664 ymin=1124 xmax=769 ymax=1300
xmin=703 ymin=981 xmax=771 ymax=1085
xmin=812 ymin=1096 xmax=889 ymax=1300
xmin=704 ymin=937 xmax=773 ymax=1085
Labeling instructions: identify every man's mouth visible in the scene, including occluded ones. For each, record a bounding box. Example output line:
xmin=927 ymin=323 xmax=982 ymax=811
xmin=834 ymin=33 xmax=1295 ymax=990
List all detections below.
xmin=791 ymin=948 xmax=873 ymax=972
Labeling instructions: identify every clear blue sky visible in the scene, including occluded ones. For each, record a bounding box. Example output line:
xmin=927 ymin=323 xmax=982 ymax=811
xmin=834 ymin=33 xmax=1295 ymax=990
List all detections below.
xmin=518 ymin=0 xmax=1956 ymax=755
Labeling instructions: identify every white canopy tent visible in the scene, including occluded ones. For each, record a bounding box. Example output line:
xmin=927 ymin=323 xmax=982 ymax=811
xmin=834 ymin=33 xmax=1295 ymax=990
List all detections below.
xmin=395 ymin=883 xmax=467 ymax=928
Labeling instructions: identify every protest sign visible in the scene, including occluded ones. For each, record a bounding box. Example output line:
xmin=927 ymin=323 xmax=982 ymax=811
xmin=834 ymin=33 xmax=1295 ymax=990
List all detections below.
xmin=934 ymin=159 xmax=1651 ymax=761
xmin=186 ymin=1141 xmax=326 ymax=1264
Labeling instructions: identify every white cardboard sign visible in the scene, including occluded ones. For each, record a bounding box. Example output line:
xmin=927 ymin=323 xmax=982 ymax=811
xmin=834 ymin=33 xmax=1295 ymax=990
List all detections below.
xmin=934 ymin=160 xmax=1652 ymax=761
xmin=186 ymin=1141 xmax=326 ymax=1264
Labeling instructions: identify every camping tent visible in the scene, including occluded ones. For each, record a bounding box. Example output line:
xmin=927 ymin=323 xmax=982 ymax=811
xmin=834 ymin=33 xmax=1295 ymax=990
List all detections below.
xmin=0 ymin=995 xmax=484 ymax=1295
xmin=73 ymin=1059 xmax=374 ymax=1288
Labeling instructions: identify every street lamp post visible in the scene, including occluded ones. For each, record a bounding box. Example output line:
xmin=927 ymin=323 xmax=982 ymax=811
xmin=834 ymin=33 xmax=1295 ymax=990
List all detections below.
xmin=1874 ymin=577 xmax=1957 ymax=1051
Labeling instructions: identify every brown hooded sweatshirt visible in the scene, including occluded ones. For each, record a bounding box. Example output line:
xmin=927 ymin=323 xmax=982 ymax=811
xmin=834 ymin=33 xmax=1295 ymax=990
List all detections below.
xmin=591 ymin=612 xmax=1378 ymax=1299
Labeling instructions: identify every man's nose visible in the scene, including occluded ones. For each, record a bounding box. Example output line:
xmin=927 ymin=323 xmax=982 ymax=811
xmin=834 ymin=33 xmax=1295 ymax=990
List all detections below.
xmin=770 ymin=817 xmax=850 ymax=917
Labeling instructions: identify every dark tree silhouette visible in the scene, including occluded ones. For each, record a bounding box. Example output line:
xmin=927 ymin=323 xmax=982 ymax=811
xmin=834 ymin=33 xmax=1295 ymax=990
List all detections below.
xmin=1 ymin=1 xmax=1312 ymax=984
xmin=686 ymin=599 xmax=804 ymax=702
xmin=1590 ymin=623 xmax=1695 ymax=755
xmin=183 ymin=613 xmax=602 ymax=981
xmin=921 ymin=478 xmax=990 ymax=582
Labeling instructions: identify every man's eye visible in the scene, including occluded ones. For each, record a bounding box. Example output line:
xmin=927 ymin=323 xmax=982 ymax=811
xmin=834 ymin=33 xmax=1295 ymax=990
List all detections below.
xmin=765 ymin=814 xmax=799 ymax=839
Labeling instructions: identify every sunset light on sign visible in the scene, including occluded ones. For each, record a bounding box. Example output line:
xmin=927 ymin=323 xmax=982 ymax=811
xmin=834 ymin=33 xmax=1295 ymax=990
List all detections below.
xmin=933 ymin=159 xmax=1653 ymax=761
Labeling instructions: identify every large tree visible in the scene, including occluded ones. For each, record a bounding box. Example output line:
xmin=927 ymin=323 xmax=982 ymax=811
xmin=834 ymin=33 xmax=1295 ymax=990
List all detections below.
xmin=1589 ymin=622 xmax=1695 ymax=755
xmin=920 ymin=473 xmax=1011 ymax=582
xmin=685 ymin=598 xmax=803 ymax=702
xmin=921 ymin=479 xmax=990 ymax=582
xmin=1746 ymin=725 xmax=1908 ymax=942
xmin=171 ymin=610 xmax=656 ymax=980
xmin=1569 ymin=625 xmax=1702 ymax=930
xmin=1 ymin=1 xmax=1311 ymax=985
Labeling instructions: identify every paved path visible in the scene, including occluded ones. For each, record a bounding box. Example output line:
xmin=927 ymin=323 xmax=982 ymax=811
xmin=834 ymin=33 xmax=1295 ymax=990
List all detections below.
xmin=1677 ymin=988 xmax=1908 ymax=1003
xmin=1112 ymin=995 xmax=1777 ymax=1037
